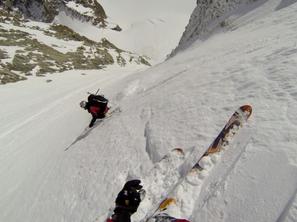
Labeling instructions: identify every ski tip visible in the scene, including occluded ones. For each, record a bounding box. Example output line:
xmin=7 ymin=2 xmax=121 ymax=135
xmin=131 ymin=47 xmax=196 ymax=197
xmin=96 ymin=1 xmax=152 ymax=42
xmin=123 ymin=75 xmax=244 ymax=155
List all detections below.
xmin=240 ymin=105 xmax=252 ymax=118
xmin=171 ymin=148 xmax=185 ymax=156
xmin=159 ymin=198 xmax=176 ymax=211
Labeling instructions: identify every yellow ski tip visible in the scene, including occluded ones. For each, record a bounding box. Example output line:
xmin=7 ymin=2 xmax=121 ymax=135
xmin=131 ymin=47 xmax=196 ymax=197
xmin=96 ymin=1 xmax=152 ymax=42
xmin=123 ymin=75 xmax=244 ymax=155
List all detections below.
xmin=159 ymin=198 xmax=176 ymax=211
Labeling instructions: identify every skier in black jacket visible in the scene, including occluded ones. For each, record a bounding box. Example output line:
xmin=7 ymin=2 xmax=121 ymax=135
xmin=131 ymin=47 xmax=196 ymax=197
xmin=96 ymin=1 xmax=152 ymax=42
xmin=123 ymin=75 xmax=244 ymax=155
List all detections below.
xmin=80 ymin=94 xmax=109 ymax=127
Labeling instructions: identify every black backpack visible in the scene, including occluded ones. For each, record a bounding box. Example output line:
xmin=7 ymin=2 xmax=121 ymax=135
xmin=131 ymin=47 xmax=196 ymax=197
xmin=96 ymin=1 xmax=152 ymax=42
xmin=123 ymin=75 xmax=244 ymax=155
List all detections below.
xmin=88 ymin=94 xmax=108 ymax=105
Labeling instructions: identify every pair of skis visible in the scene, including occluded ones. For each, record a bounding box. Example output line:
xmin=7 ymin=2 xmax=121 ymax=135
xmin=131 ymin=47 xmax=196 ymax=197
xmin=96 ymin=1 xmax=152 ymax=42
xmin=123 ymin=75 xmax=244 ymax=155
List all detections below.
xmin=144 ymin=105 xmax=253 ymax=222
xmin=65 ymin=106 xmax=121 ymax=151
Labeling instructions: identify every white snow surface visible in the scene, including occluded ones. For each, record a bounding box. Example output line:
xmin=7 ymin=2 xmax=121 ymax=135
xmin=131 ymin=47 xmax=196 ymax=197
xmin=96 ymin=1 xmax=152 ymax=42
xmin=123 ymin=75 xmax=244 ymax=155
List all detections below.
xmin=0 ymin=45 xmax=22 ymax=64
xmin=1 ymin=1 xmax=297 ymax=222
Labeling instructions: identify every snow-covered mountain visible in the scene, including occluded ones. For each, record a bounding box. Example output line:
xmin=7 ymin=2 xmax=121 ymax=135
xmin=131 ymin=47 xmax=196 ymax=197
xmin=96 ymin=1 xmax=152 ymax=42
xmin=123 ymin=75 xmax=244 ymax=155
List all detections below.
xmin=0 ymin=0 xmax=195 ymax=85
xmin=0 ymin=1 xmax=151 ymax=85
xmin=1 ymin=0 xmax=297 ymax=222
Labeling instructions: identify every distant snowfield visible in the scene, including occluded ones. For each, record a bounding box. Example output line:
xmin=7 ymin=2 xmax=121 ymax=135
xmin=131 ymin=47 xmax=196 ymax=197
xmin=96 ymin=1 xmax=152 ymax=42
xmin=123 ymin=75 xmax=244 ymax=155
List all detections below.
xmin=1 ymin=1 xmax=297 ymax=222
xmin=55 ymin=0 xmax=196 ymax=63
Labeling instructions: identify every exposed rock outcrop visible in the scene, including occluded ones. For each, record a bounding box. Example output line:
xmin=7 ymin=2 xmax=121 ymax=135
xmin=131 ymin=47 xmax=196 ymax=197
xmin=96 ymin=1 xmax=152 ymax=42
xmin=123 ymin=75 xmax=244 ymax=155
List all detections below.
xmin=171 ymin=0 xmax=261 ymax=56
xmin=0 ymin=0 xmax=107 ymax=26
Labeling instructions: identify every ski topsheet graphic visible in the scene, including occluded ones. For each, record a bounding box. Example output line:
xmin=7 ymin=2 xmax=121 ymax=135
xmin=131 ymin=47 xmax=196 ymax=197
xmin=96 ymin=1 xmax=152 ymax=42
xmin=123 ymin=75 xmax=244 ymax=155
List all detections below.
xmin=192 ymin=104 xmax=252 ymax=169
xmin=143 ymin=105 xmax=253 ymax=222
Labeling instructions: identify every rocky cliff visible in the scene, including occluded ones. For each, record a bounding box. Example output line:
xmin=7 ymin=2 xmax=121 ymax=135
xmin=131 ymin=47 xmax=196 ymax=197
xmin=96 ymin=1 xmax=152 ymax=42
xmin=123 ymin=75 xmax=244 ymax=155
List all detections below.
xmin=171 ymin=0 xmax=262 ymax=56
xmin=0 ymin=0 xmax=107 ymax=26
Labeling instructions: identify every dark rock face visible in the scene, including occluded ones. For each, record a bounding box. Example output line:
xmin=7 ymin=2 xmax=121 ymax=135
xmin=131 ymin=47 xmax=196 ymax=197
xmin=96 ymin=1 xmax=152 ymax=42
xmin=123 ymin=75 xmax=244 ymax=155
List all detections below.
xmin=0 ymin=0 xmax=107 ymax=25
xmin=170 ymin=0 xmax=260 ymax=57
xmin=111 ymin=25 xmax=122 ymax=32
xmin=59 ymin=0 xmax=107 ymax=27
xmin=1 ymin=0 xmax=58 ymax=22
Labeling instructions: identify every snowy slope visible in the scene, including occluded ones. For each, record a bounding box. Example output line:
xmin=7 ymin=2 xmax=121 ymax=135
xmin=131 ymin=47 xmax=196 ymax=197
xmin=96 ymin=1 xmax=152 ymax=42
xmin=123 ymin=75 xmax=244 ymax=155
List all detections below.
xmin=1 ymin=0 xmax=297 ymax=222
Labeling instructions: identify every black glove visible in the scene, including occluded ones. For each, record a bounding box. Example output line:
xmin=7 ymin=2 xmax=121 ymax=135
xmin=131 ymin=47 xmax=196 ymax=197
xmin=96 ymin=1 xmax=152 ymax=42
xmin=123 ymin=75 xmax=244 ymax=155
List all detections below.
xmin=115 ymin=180 xmax=144 ymax=214
xmin=123 ymin=180 xmax=143 ymax=190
